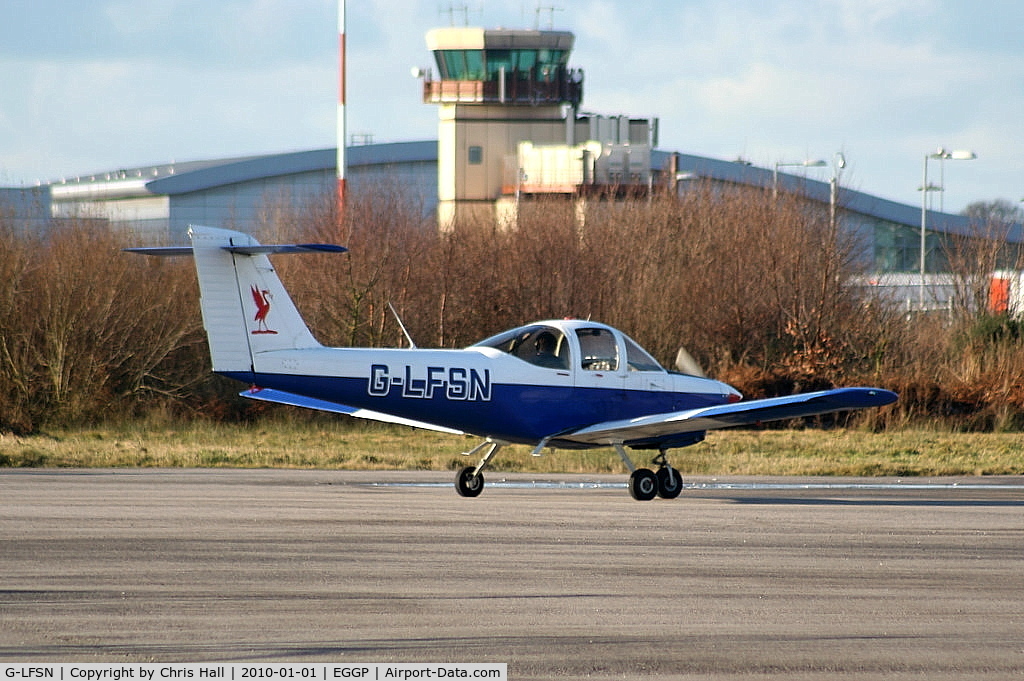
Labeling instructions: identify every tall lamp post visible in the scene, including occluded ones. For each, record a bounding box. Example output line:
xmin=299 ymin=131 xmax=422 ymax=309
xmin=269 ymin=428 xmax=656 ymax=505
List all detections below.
xmin=773 ymin=159 xmax=826 ymax=198
xmin=830 ymin=152 xmax=846 ymax=233
xmin=919 ymin=147 xmax=976 ymax=309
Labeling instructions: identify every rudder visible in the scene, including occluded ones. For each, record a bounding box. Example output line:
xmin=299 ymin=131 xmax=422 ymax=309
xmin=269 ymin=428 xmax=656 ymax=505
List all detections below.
xmin=188 ymin=226 xmax=322 ymax=375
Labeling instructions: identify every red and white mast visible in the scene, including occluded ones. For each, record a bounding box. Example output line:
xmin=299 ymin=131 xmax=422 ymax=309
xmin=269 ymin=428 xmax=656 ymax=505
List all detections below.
xmin=336 ymin=0 xmax=346 ymax=213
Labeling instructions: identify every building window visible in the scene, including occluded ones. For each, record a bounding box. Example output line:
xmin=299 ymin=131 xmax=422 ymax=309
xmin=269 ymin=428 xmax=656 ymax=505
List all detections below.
xmin=468 ymin=146 xmax=483 ymax=165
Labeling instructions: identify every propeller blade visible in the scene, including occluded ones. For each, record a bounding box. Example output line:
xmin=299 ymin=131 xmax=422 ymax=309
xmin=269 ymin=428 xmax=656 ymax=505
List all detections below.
xmin=675 ymin=346 xmax=705 ymax=377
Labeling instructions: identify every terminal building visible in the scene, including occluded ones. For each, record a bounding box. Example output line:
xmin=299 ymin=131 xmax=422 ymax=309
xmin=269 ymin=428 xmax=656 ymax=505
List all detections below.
xmin=5 ymin=23 xmax=1022 ymax=311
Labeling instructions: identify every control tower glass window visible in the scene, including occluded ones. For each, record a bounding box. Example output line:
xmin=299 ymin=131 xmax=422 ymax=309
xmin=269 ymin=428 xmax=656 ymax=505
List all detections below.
xmin=435 ymin=50 xmax=485 ymax=80
xmin=435 ymin=49 xmax=567 ymax=81
xmin=485 ymin=49 xmax=567 ymax=80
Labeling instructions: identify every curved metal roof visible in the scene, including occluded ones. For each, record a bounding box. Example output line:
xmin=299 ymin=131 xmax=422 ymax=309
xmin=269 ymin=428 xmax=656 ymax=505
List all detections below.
xmin=46 ymin=141 xmax=1018 ymax=242
xmin=654 ymin=150 xmax=1022 ymax=243
xmin=49 ymin=141 xmax=438 ymax=201
xmin=147 ymin=141 xmax=436 ymax=195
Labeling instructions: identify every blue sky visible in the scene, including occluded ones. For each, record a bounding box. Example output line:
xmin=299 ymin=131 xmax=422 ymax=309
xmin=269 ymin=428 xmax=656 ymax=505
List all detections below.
xmin=1 ymin=0 xmax=1021 ymax=213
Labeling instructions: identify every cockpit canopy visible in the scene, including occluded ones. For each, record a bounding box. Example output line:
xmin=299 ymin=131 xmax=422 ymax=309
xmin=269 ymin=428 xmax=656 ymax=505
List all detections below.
xmin=473 ymin=321 xmax=664 ymax=373
xmin=474 ymin=324 xmax=571 ymax=370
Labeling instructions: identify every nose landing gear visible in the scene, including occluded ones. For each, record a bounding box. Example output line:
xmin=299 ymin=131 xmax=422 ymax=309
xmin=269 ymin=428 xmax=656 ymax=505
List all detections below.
xmin=652 ymin=451 xmax=683 ymax=499
xmin=618 ymin=445 xmax=684 ymax=501
xmin=627 ymin=468 xmax=659 ymax=501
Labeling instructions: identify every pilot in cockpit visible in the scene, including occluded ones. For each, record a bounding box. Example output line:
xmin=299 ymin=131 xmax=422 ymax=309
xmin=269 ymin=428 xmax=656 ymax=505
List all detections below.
xmin=532 ymin=331 xmax=566 ymax=369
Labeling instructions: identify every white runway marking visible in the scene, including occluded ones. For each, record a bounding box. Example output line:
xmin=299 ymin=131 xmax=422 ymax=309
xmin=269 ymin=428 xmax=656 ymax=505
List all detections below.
xmin=369 ymin=479 xmax=1024 ymax=491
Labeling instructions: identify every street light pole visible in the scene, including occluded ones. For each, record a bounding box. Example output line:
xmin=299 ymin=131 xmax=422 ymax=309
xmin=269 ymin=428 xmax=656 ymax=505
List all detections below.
xmin=919 ymin=147 xmax=977 ymax=310
xmin=830 ymin=152 xmax=846 ymax=233
xmin=773 ymin=159 xmax=826 ymax=199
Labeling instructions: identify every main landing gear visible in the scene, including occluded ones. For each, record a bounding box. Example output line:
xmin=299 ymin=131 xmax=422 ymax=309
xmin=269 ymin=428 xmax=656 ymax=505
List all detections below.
xmin=455 ymin=439 xmax=504 ymax=498
xmin=617 ymin=446 xmax=683 ymax=501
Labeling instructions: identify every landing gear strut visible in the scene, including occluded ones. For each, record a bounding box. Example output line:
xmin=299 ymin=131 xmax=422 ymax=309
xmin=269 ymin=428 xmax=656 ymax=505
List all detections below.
xmin=616 ymin=445 xmax=683 ymax=501
xmin=455 ymin=439 xmax=504 ymax=498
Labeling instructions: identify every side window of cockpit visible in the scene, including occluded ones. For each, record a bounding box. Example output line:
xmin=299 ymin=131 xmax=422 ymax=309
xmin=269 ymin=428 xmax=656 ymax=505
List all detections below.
xmin=519 ymin=329 xmax=569 ymax=370
xmin=476 ymin=326 xmax=569 ymax=370
xmin=503 ymin=327 xmax=569 ymax=368
xmin=576 ymin=328 xmax=619 ymax=371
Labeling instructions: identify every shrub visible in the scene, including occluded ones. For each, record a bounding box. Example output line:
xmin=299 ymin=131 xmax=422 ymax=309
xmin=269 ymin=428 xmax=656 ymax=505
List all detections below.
xmin=3 ymin=182 xmax=1023 ymax=432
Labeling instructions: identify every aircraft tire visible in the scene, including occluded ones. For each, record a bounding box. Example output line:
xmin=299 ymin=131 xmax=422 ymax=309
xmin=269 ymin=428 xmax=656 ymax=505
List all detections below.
xmin=456 ymin=466 xmax=484 ymax=497
xmin=656 ymin=466 xmax=683 ymax=499
xmin=628 ymin=468 xmax=658 ymax=501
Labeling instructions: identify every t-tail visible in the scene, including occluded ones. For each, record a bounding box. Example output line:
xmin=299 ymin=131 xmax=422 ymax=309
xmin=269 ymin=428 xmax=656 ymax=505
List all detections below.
xmin=126 ymin=225 xmax=347 ymax=376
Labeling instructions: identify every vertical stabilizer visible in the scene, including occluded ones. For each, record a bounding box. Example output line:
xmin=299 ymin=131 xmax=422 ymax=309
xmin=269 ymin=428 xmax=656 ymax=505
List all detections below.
xmin=189 ymin=226 xmax=321 ymax=375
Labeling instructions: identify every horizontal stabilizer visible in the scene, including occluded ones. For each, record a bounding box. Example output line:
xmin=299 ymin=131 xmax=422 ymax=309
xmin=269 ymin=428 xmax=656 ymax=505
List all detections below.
xmin=123 ymin=246 xmax=194 ymax=256
xmin=241 ymin=387 xmax=464 ymax=435
xmin=564 ymin=387 xmax=898 ymax=447
xmin=124 ymin=243 xmax=347 ymax=257
xmin=225 ymin=243 xmax=348 ymax=255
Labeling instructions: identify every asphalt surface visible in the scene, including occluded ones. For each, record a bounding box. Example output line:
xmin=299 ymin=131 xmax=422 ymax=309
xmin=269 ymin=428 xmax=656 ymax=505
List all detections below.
xmin=1 ymin=469 xmax=1023 ymax=679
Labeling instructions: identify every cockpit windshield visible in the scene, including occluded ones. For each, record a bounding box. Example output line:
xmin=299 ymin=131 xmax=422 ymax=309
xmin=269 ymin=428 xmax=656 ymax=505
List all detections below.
xmin=474 ymin=325 xmax=570 ymax=370
xmin=623 ymin=335 xmax=663 ymax=372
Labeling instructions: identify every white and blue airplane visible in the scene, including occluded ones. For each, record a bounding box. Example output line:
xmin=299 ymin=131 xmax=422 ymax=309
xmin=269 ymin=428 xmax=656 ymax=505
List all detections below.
xmin=129 ymin=225 xmax=897 ymax=500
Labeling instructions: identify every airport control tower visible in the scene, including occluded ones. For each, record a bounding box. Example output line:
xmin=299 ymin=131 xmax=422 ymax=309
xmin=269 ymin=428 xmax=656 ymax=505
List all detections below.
xmin=420 ymin=26 xmax=657 ymax=228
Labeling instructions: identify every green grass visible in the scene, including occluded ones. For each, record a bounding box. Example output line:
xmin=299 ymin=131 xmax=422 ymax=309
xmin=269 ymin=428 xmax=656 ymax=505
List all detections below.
xmin=2 ymin=419 xmax=1023 ymax=476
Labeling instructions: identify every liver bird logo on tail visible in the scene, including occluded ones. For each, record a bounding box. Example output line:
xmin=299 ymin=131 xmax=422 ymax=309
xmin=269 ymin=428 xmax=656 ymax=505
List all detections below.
xmin=250 ymin=285 xmax=277 ymax=334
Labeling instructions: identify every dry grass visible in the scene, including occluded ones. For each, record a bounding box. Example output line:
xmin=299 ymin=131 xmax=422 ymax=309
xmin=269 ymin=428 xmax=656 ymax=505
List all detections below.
xmin=2 ymin=420 xmax=1022 ymax=477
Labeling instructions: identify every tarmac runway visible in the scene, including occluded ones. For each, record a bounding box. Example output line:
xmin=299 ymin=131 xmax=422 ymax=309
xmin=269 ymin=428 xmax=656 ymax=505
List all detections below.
xmin=1 ymin=468 xmax=1023 ymax=679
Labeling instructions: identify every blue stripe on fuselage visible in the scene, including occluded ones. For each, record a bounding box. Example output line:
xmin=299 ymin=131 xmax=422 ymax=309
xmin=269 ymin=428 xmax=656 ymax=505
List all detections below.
xmin=222 ymin=371 xmax=727 ymax=444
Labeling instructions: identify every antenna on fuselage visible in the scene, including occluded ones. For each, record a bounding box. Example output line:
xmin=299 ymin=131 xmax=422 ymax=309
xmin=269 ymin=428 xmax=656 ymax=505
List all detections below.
xmin=388 ymin=301 xmax=417 ymax=349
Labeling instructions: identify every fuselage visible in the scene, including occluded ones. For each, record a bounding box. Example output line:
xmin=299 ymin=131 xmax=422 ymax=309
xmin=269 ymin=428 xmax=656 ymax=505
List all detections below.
xmin=223 ymin=320 xmax=740 ymax=445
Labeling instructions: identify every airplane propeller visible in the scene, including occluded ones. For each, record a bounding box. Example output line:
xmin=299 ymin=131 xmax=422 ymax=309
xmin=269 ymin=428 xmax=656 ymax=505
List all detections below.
xmin=675 ymin=346 xmax=705 ymax=377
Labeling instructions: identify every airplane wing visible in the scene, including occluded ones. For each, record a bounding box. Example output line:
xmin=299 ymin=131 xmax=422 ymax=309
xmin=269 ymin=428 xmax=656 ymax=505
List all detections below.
xmin=561 ymin=387 xmax=898 ymax=448
xmin=240 ymin=387 xmax=465 ymax=435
